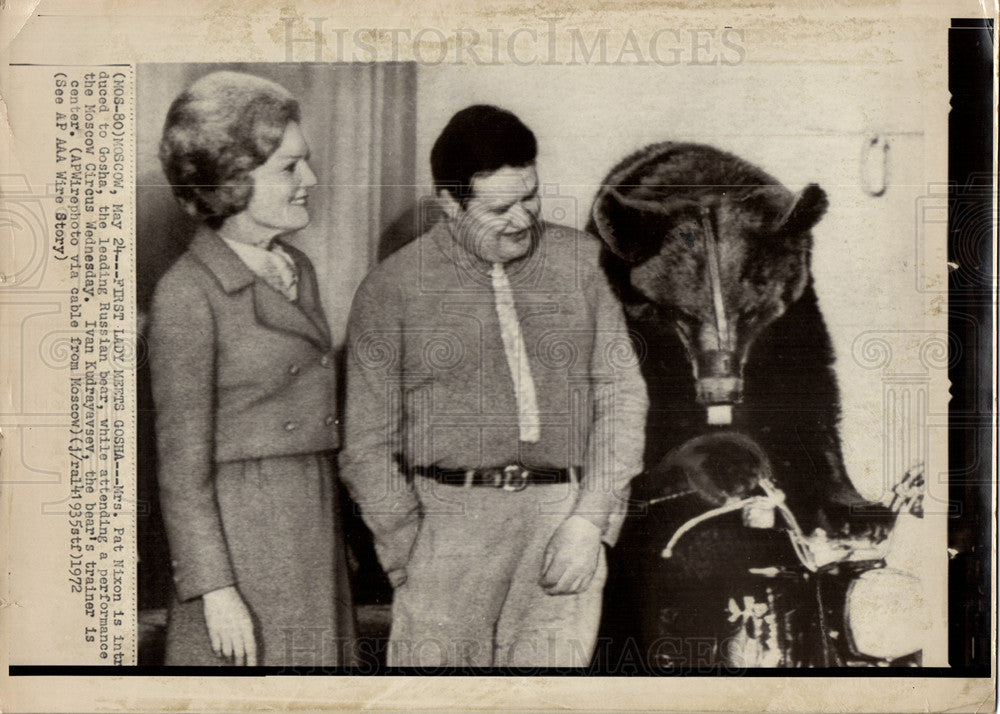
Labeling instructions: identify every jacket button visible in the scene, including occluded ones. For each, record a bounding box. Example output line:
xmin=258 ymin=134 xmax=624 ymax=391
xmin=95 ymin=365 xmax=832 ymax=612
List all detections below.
xmin=320 ymin=354 xmax=332 ymax=368
xmin=324 ymin=414 xmax=336 ymax=426
xmin=284 ymin=421 xmax=298 ymax=431
xmin=288 ymin=364 xmax=300 ymax=375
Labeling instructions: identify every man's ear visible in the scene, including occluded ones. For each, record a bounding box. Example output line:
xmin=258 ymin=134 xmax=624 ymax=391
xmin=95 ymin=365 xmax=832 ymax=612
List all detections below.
xmin=437 ymin=188 xmax=462 ymax=220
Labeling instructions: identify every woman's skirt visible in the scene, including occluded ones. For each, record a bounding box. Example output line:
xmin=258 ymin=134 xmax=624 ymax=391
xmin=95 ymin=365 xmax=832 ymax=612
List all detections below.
xmin=164 ymin=452 xmax=357 ymax=667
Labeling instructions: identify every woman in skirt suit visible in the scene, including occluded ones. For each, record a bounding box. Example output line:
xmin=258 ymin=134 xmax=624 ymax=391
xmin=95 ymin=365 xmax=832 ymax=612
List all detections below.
xmin=149 ymin=71 xmax=355 ymax=666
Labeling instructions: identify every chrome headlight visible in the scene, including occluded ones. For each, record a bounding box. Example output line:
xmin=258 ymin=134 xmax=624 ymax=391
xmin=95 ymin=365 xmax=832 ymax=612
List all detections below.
xmin=844 ymin=568 xmax=923 ymax=661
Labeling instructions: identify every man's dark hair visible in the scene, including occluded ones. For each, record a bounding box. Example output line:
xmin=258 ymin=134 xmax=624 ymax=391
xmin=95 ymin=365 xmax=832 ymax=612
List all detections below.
xmin=430 ymin=105 xmax=537 ymax=206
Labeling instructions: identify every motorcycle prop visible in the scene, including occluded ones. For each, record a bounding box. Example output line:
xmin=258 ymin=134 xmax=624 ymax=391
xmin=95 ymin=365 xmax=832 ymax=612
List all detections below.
xmin=629 ymin=431 xmax=925 ymax=669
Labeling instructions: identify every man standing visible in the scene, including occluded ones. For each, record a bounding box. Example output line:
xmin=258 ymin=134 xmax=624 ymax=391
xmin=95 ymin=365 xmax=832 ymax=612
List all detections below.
xmin=340 ymin=105 xmax=647 ymax=667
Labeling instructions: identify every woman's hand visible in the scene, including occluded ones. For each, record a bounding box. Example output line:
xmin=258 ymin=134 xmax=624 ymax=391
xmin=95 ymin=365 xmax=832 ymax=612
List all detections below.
xmin=202 ymin=585 xmax=258 ymax=665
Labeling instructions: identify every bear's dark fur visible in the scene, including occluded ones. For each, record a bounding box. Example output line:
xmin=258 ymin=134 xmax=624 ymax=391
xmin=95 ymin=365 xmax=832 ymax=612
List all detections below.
xmin=589 ymin=142 xmax=896 ymax=668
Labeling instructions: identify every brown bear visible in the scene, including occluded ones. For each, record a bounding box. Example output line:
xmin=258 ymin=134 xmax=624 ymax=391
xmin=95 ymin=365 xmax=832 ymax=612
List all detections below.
xmin=589 ymin=142 xmax=899 ymax=669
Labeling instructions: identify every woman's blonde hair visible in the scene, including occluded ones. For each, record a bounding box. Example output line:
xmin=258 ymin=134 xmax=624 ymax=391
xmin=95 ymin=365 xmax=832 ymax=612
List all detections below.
xmin=159 ymin=71 xmax=300 ymax=228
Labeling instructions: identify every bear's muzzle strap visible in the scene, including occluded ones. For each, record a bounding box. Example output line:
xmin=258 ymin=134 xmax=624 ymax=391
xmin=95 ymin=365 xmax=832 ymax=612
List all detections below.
xmin=697 ymin=209 xmax=741 ymax=425
xmin=701 ymin=208 xmax=732 ymax=353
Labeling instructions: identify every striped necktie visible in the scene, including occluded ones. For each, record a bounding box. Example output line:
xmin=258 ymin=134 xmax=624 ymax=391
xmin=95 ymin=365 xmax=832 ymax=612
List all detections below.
xmin=491 ymin=262 xmax=540 ymax=443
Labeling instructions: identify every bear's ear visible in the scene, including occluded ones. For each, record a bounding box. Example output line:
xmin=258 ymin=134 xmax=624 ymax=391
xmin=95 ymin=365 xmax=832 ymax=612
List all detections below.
xmin=736 ymin=184 xmax=789 ymax=225
xmin=776 ymin=183 xmax=829 ymax=235
xmin=592 ymin=185 xmax=699 ymax=263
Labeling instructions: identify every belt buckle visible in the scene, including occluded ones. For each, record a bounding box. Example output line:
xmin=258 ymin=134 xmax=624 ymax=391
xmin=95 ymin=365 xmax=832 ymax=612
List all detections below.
xmin=501 ymin=464 xmax=529 ymax=492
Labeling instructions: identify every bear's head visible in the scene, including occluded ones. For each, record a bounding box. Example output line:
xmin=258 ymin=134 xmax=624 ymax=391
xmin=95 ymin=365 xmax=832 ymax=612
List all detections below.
xmin=592 ymin=142 xmax=828 ymax=426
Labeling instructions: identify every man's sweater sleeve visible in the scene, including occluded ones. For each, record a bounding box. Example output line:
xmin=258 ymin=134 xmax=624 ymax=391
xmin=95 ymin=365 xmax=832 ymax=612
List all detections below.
xmin=572 ymin=266 xmax=649 ymax=546
xmin=338 ymin=273 xmax=421 ymax=585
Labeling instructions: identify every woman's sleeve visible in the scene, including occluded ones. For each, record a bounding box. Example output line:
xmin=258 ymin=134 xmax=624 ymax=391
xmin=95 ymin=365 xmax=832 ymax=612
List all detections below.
xmin=149 ymin=266 xmax=236 ymax=602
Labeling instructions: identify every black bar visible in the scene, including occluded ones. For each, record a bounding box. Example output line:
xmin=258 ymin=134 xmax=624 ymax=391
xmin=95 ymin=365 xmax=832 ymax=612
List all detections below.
xmin=947 ymin=17 xmax=994 ymax=675
xmin=5 ymin=665 xmax=966 ymax=677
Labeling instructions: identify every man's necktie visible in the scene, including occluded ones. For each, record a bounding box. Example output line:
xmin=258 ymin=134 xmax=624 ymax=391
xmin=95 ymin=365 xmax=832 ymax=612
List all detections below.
xmin=491 ymin=262 xmax=540 ymax=443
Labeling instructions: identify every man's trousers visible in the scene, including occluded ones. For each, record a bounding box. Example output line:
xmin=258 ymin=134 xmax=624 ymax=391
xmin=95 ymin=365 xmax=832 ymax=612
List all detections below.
xmin=386 ymin=477 xmax=607 ymax=667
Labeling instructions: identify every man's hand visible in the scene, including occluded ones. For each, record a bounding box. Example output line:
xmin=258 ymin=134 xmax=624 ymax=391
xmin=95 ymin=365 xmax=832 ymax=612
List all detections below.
xmin=540 ymin=515 xmax=603 ymax=595
xmin=202 ymin=585 xmax=258 ymax=665
xmin=386 ymin=568 xmax=408 ymax=588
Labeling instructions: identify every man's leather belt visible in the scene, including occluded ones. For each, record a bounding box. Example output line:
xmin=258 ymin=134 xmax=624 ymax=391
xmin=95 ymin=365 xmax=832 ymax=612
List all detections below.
xmin=407 ymin=463 xmax=577 ymax=492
